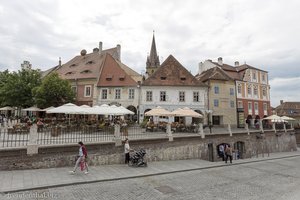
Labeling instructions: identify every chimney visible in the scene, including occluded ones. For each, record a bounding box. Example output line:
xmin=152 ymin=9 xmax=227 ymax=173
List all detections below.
xmin=280 ymin=100 xmax=284 ymax=105
xmin=59 ymin=57 xmax=61 ymax=67
xmin=198 ymin=62 xmax=204 ymax=74
xmin=218 ymin=57 xmax=223 ymax=65
xmin=99 ymin=42 xmax=103 ymax=53
xmin=234 ymin=61 xmax=239 ymax=67
xmin=116 ymin=44 xmax=121 ymax=61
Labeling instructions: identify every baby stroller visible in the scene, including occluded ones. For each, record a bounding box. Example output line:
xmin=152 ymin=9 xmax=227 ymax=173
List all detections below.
xmin=129 ymin=149 xmax=147 ymax=167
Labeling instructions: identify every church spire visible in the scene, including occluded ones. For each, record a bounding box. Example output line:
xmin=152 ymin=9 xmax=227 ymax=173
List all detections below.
xmin=146 ymin=31 xmax=160 ymax=76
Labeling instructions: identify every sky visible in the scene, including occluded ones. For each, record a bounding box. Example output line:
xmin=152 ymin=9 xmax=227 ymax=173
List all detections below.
xmin=0 ymin=0 xmax=299 ymax=107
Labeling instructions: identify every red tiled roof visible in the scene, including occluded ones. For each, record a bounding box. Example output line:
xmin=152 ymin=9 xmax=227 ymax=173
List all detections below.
xmin=97 ymin=54 xmax=138 ymax=87
xmin=143 ymin=55 xmax=206 ymax=87
xmin=196 ymin=67 xmax=233 ymax=82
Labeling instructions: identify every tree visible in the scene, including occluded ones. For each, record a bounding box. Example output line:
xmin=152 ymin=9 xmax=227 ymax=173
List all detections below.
xmin=0 ymin=68 xmax=41 ymax=108
xmin=33 ymin=72 xmax=75 ymax=108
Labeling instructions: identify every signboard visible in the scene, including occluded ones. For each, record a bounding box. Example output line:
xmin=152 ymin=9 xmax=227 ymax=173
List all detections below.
xmin=237 ymin=108 xmax=245 ymax=128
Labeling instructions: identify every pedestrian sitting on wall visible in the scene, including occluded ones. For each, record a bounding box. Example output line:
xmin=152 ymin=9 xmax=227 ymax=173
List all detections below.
xmin=70 ymin=141 xmax=89 ymax=174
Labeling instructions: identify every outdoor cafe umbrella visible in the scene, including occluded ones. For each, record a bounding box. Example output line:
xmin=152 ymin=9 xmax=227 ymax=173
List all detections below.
xmin=46 ymin=103 xmax=87 ymax=114
xmin=263 ymin=114 xmax=284 ymax=122
xmin=46 ymin=103 xmax=88 ymax=124
xmin=42 ymin=106 xmax=55 ymax=112
xmin=144 ymin=106 xmax=172 ymax=117
xmin=0 ymin=106 xmax=14 ymax=111
xmin=22 ymin=106 xmax=42 ymax=112
xmin=281 ymin=116 xmax=296 ymax=121
xmin=171 ymin=107 xmax=203 ymax=118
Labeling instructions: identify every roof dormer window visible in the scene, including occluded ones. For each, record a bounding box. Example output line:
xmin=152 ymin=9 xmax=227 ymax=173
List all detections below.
xmin=81 ymin=70 xmax=92 ymax=74
xmin=106 ymin=74 xmax=113 ymax=81
xmin=180 ymin=76 xmax=186 ymax=81
xmin=86 ymin=61 xmax=94 ymax=65
xmin=70 ymin=64 xmax=77 ymax=67
xmin=65 ymin=71 xmax=75 ymax=75
xmin=160 ymin=77 xmax=166 ymax=80
xmin=119 ymin=75 xmax=125 ymax=81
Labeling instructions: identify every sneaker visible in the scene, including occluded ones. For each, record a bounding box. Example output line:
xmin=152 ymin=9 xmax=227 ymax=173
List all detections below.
xmin=84 ymin=171 xmax=89 ymax=175
xmin=69 ymin=171 xmax=75 ymax=174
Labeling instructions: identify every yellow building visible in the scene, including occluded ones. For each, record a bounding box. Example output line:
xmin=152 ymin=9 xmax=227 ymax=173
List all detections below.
xmin=196 ymin=67 xmax=237 ymax=127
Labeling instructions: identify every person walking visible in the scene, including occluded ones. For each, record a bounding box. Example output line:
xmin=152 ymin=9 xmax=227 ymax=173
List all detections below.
xmin=225 ymin=145 xmax=233 ymax=164
xmin=70 ymin=141 xmax=89 ymax=174
xmin=124 ymin=138 xmax=132 ymax=165
xmin=219 ymin=144 xmax=225 ymax=161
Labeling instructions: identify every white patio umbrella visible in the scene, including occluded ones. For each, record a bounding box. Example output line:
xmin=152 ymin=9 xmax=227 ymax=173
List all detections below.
xmin=281 ymin=116 xmax=296 ymax=121
xmin=22 ymin=106 xmax=42 ymax=112
xmin=263 ymin=114 xmax=283 ymax=122
xmin=171 ymin=107 xmax=203 ymax=118
xmin=46 ymin=103 xmax=87 ymax=114
xmin=42 ymin=106 xmax=55 ymax=112
xmin=0 ymin=106 xmax=14 ymax=111
xmin=144 ymin=106 xmax=172 ymax=117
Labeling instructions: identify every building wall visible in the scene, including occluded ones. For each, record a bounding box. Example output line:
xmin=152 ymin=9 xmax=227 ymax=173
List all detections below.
xmin=139 ymin=86 xmax=207 ymax=123
xmin=70 ymin=79 xmax=96 ymax=106
xmin=96 ymin=86 xmax=139 ymax=109
xmin=209 ymin=80 xmax=237 ymax=126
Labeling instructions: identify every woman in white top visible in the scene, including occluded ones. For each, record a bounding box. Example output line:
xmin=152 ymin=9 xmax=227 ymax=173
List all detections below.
xmin=124 ymin=138 xmax=131 ymax=164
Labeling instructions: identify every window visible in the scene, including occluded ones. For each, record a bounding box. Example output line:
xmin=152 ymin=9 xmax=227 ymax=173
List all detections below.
xmin=263 ymin=103 xmax=267 ymax=111
xmin=84 ymin=85 xmax=92 ymax=97
xmin=230 ymin=101 xmax=235 ymax=108
xmin=115 ymin=89 xmax=121 ymax=99
xmin=129 ymin=89 xmax=134 ymax=99
xmin=230 ymin=88 xmax=234 ymax=96
xmin=254 ymin=102 xmax=258 ymax=111
xmin=248 ymin=102 xmax=252 ymax=111
xmin=247 ymin=85 xmax=252 ymax=96
xmin=193 ymin=92 xmax=199 ymax=102
xmin=214 ymin=99 xmax=219 ymax=107
xmin=254 ymin=86 xmax=258 ymax=96
xmin=71 ymin=86 xmax=77 ymax=95
xmin=262 ymin=88 xmax=267 ymax=97
xmin=214 ymin=86 xmax=219 ymax=94
xmin=237 ymin=84 xmax=242 ymax=94
xmin=102 ymin=89 xmax=107 ymax=99
xmin=179 ymin=91 xmax=185 ymax=102
xmin=160 ymin=91 xmax=166 ymax=101
xmin=146 ymin=91 xmax=152 ymax=101
xmin=262 ymin=74 xmax=265 ymax=82
xmin=238 ymin=101 xmax=243 ymax=108
xmin=253 ymin=71 xmax=256 ymax=80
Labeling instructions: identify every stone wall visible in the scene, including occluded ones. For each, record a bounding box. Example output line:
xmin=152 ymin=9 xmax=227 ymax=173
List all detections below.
xmin=0 ymin=131 xmax=296 ymax=170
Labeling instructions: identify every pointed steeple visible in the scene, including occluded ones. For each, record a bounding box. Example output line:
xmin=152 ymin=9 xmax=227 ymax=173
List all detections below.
xmin=146 ymin=31 xmax=160 ymax=76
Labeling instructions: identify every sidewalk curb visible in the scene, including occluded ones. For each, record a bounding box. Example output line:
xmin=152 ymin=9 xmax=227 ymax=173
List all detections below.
xmin=2 ymin=154 xmax=300 ymax=194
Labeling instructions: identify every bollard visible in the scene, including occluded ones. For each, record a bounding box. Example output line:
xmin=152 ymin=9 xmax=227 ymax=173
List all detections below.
xmin=27 ymin=124 xmax=38 ymax=155
xmin=245 ymin=123 xmax=250 ymax=135
xmin=259 ymin=119 xmax=264 ymax=133
xmin=166 ymin=123 xmax=173 ymax=141
xmin=114 ymin=124 xmax=122 ymax=146
xmin=228 ymin=124 xmax=232 ymax=136
xmin=199 ymin=123 xmax=205 ymax=138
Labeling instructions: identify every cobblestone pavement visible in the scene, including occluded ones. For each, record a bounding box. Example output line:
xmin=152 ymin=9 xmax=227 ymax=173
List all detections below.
xmin=2 ymin=156 xmax=300 ymax=200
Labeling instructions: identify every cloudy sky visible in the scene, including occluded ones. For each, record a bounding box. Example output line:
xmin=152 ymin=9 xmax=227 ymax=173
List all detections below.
xmin=0 ymin=0 xmax=299 ymax=107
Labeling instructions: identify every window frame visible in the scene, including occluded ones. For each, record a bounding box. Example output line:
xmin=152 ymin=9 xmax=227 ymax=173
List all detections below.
xmin=115 ymin=88 xmax=121 ymax=99
xmin=146 ymin=91 xmax=152 ymax=102
xmin=160 ymin=91 xmax=166 ymax=102
xmin=128 ymin=88 xmax=135 ymax=99
xmin=179 ymin=91 xmax=185 ymax=102
xmin=84 ymin=85 xmax=92 ymax=97
xmin=101 ymin=89 xmax=108 ymax=99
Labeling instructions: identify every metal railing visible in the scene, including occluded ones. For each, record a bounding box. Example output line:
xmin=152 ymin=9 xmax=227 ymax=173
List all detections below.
xmin=37 ymin=125 xmax=115 ymax=145
xmin=0 ymin=127 xmax=29 ymax=148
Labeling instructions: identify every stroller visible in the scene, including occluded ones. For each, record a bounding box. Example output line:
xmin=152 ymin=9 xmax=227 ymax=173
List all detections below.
xmin=129 ymin=149 xmax=147 ymax=167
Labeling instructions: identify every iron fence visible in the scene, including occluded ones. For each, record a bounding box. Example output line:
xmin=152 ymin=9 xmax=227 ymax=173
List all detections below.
xmin=0 ymin=127 xmax=29 ymax=148
xmin=37 ymin=125 xmax=115 ymax=145
xmin=120 ymin=125 xmax=167 ymax=140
